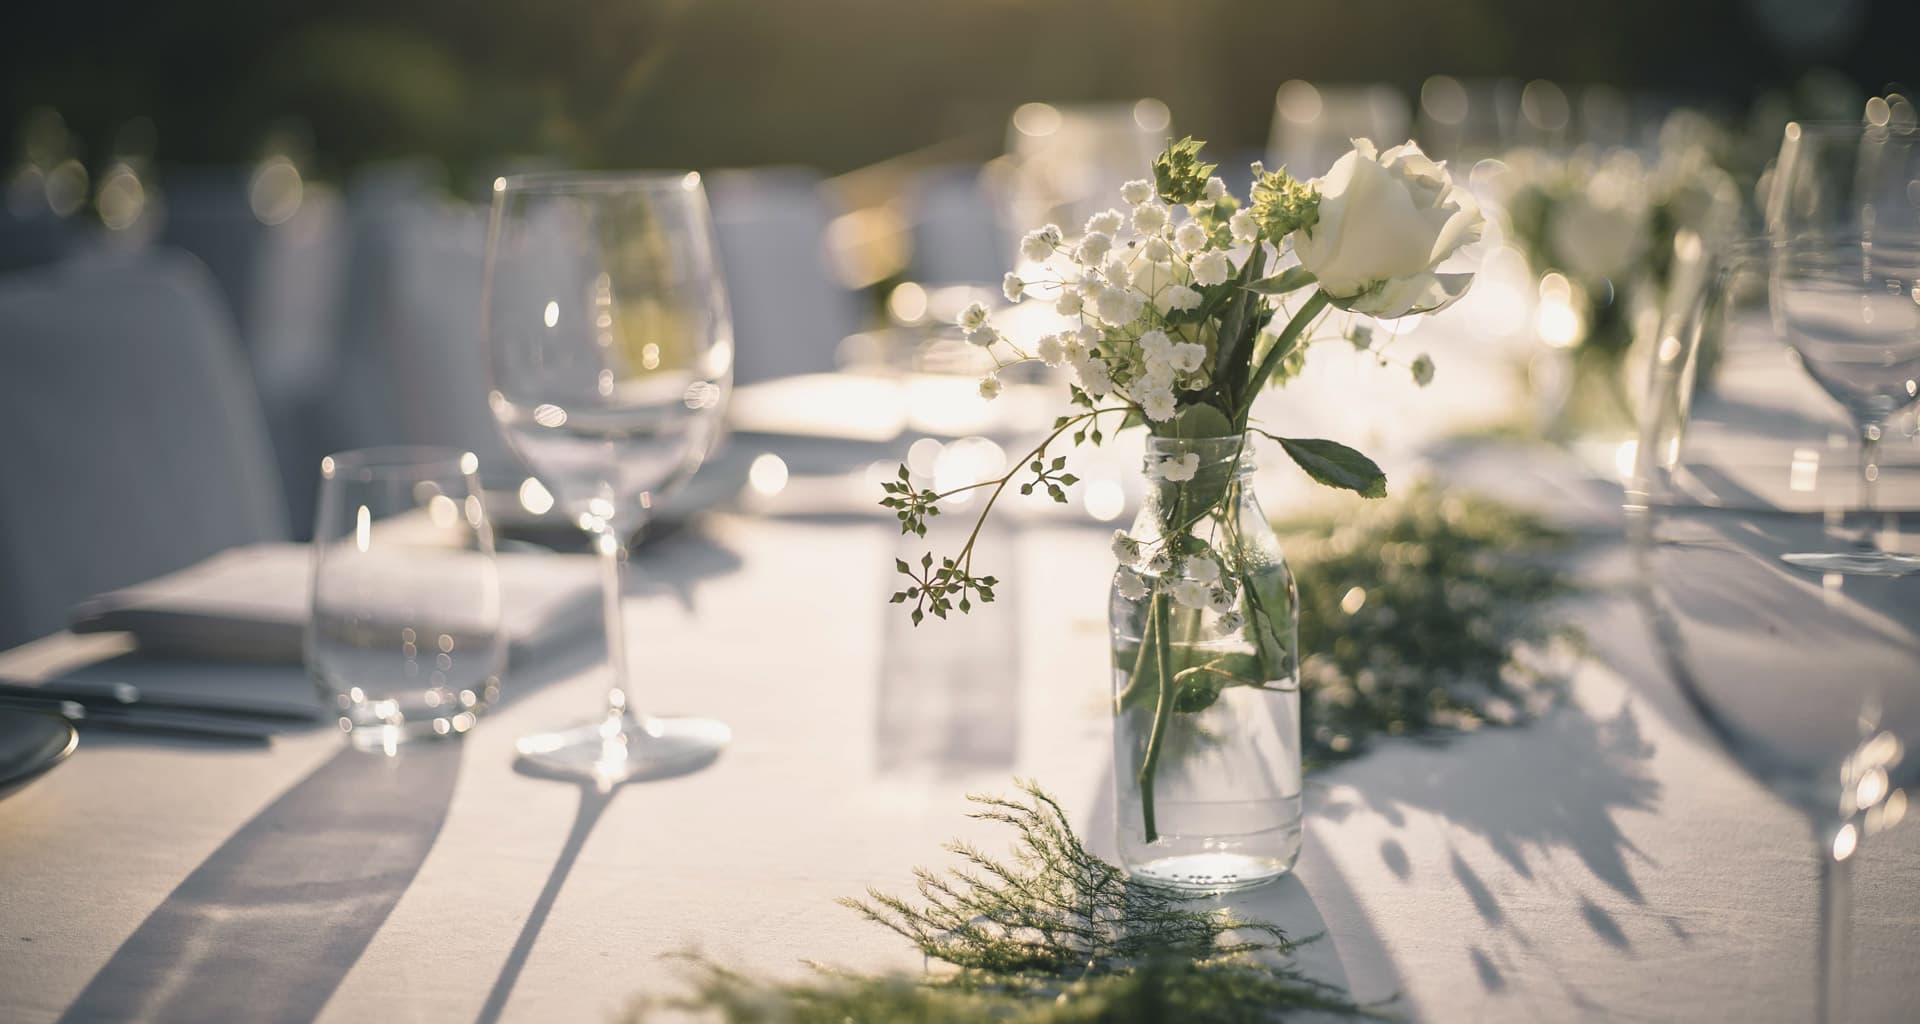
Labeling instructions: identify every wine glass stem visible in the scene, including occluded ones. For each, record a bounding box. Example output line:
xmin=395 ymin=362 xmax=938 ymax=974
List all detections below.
xmin=1814 ymin=835 xmax=1853 ymax=1024
xmin=594 ymin=527 xmax=635 ymax=722
xmin=1858 ymin=426 xmax=1882 ymax=547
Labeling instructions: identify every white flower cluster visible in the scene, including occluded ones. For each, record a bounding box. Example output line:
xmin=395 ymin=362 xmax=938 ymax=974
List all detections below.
xmin=984 ymin=174 xmax=1251 ymax=424
xmin=1111 ymin=530 xmax=1245 ymax=636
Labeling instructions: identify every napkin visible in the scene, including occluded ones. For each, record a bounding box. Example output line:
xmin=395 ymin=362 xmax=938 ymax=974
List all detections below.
xmin=68 ymin=543 xmax=600 ymax=665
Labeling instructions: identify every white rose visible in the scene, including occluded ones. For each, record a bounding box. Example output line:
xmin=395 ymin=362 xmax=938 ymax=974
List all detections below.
xmin=1290 ymin=139 xmax=1483 ymax=318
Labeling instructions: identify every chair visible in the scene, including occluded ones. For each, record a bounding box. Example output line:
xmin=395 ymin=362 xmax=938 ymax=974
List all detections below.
xmin=707 ymin=168 xmax=864 ymax=385
xmin=0 ymin=249 xmax=289 ymax=649
xmin=902 ymin=164 xmax=1006 ymax=286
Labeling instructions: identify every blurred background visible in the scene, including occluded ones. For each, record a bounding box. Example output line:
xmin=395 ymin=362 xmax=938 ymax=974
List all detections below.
xmin=1 ymin=0 xmax=1916 ymax=649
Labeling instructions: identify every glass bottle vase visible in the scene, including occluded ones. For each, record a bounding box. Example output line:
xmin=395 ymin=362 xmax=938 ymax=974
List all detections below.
xmin=1110 ymin=434 xmax=1303 ymax=892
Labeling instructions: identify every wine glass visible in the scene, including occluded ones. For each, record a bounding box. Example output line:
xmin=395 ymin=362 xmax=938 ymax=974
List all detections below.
xmin=1630 ymin=245 xmax=1920 ymax=1024
xmin=482 ymin=171 xmax=733 ymax=784
xmin=1766 ymin=120 xmax=1920 ymax=576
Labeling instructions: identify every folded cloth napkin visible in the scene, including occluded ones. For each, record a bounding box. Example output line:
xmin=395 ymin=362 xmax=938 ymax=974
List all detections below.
xmin=68 ymin=543 xmax=600 ymax=665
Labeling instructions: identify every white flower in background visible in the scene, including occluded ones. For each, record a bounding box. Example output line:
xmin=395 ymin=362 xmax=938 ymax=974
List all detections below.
xmin=1036 ymin=333 xmax=1067 ymax=367
xmin=1172 ymin=579 xmax=1212 ymax=610
xmin=1187 ymin=556 xmax=1220 ymax=584
xmin=1161 ymin=284 xmax=1202 ymax=313
xmin=1215 ymin=609 xmax=1245 ymax=635
xmin=1120 ymin=179 xmax=1155 ymax=205
xmin=1290 ymin=139 xmax=1483 ymax=318
xmin=1140 ymin=236 xmax=1173 ymax=264
xmin=1207 ymin=584 xmax=1237 ymax=615
xmin=964 ymin=326 xmax=998 ymax=348
xmin=1073 ymin=356 xmax=1114 ymax=396
xmin=1063 ymin=329 xmax=1093 ymax=362
xmin=1111 ymin=530 xmax=1143 ymax=564
xmin=1145 ymin=549 xmax=1173 ymax=574
xmin=958 ymin=301 xmax=989 ymax=330
xmin=1169 ymin=342 xmax=1207 ymax=373
xmin=1003 ymin=273 xmax=1025 ymax=302
xmin=1190 ymin=249 xmax=1230 ymax=287
xmin=1140 ymin=386 xmax=1178 ymax=422
xmin=1174 ymin=221 xmax=1208 ymax=253
xmin=1021 ymin=224 xmax=1063 ymax=262
xmin=1155 ymin=452 xmax=1199 ymax=482
xmin=1077 ymin=231 xmax=1113 ymax=264
xmin=1547 ymin=165 xmax=1649 ymax=282
xmin=978 ymin=373 xmax=1003 ymax=400
xmin=1054 ymin=288 xmax=1084 ymax=316
xmin=1086 ymin=209 xmax=1125 ymax=237
xmin=1137 ymin=329 xmax=1173 ymax=361
xmin=1132 ymin=201 xmax=1169 ymax=234
xmin=1204 ymin=176 xmax=1228 ymax=201
xmin=1093 ymin=284 xmax=1144 ymax=327
xmin=1410 ymin=353 xmax=1435 ymax=387
xmin=1101 ymin=256 xmax=1130 ymax=284
xmin=1116 ymin=568 xmax=1149 ymax=600
xmin=1229 ymin=208 xmax=1259 ymax=244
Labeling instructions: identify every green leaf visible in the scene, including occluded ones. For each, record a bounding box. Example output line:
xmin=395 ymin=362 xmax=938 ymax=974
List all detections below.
xmin=1171 ymin=403 xmax=1233 ymax=440
xmin=1246 ymin=265 xmax=1317 ymax=295
xmin=1210 ymin=244 xmax=1268 ymax=399
xmin=1277 ymin=437 xmax=1387 ymax=498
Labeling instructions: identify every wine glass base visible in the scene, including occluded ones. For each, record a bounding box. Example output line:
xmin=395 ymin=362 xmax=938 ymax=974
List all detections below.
xmin=514 ymin=714 xmax=730 ymax=785
xmin=1780 ymin=550 xmax=1920 ymax=578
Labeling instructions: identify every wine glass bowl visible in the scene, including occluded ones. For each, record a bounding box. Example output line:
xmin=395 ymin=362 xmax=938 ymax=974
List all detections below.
xmin=482 ymin=171 xmax=734 ymax=785
xmin=1766 ymin=121 xmax=1920 ymax=576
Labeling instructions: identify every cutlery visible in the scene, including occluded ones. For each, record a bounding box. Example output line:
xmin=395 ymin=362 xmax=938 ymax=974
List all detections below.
xmin=0 ymin=695 xmax=279 ymax=743
xmin=0 ymin=679 xmax=324 ymax=723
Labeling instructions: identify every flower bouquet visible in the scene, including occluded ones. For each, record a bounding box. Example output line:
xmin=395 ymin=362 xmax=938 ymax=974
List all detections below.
xmin=881 ymin=137 xmax=1481 ymax=888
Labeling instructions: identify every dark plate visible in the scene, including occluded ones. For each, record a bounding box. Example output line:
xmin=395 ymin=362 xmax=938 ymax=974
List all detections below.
xmin=0 ymin=707 xmax=78 ymax=797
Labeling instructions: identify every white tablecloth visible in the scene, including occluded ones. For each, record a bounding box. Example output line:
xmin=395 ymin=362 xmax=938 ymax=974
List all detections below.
xmin=2 ymin=473 xmax=1917 ymax=1023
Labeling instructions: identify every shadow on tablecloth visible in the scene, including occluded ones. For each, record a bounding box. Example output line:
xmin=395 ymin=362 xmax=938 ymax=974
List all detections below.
xmin=57 ymin=740 xmax=463 ymax=1023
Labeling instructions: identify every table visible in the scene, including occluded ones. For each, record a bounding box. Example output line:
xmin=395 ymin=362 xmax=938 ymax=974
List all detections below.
xmin=3 ymin=465 xmax=1918 ymax=1022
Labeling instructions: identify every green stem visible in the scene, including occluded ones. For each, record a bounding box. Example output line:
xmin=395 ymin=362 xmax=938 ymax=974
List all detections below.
xmin=1138 ymin=590 xmax=1176 ymax=844
xmin=1114 ymin=589 xmax=1161 ymax=710
xmin=1235 ymin=290 xmax=1330 ymax=428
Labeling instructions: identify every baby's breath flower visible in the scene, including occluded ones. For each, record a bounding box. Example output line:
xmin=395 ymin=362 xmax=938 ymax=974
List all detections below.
xmin=1144 ymin=549 xmax=1173 ymax=574
xmin=1349 ymin=323 xmax=1374 ymax=351
xmin=1190 ymin=249 xmax=1231 ymax=287
xmin=1120 ymin=179 xmax=1155 ymax=206
xmin=1020 ymin=224 xmax=1063 ymax=262
xmin=1171 ymin=579 xmax=1211 ymax=610
xmin=1140 ymin=386 xmax=1178 ymax=422
xmin=1111 ymin=530 xmax=1143 ymax=565
xmin=1063 ymin=329 xmax=1093 ymax=362
xmin=1411 ymin=353 xmax=1435 ymax=387
xmin=1092 ymin=285 xmax=1143 ymax=327
xmin=1073 ymin=355 xmax=1113 ymax=396
xmin=1140 ymin=358 xmax=1176 ymax=391
xmin=1215 ymin=609 xmax=1245 ymax=635
xmin=1132 ymin=201 xmax=1169 ymax=234
xmin=1085 ymin=209 xmax=1124 ymax=237
xmin=1204 ymin=176 xmax=1228 ymax=201
xmin=1188 ymin=556 xmax=1220 ymax=583
xmin=965 ymin=325 xmax=999 ymax=348
xmin=1076 ymin=231 xmax=1113 ymax=264
xmin=958 ymin=301 xmax=989 ymax=331
xmin=1174 ymin=221 xmax=1208 ymax=253
xmin=1207 ymin=583 xmax=1237 ymax=614
xmin=978 ymin=373 xmax=1003 ymax=400
xmin=1003 ymin=273 xmax=1025 ymax=302
xmin=1140 ymin=236 xmax=1172 ymax=263
xmin=1169 ymin=342 xmax=1207 ymax=373
xmin=1054 ymin=288 xmax=1084 ymax=316
xmin=1229 ymin=208 xmax=1260 ymax=244
xmin=1100 ymin=256 xmax=1130 ymax=284
xmin=1036 ymin=333 xmax=1067 ymax=367
xmin=1161 ymin=284 xmax=1202 ymax=313
xmin=1137 ymin=328 xmax=1173 ymax=360
xmin=1116 ymin=568 xmax=1149 ymax=600
xmin=1154 ymin=452 xmax=1200 ymax=482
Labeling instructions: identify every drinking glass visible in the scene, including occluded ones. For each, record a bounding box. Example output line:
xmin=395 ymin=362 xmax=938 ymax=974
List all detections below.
xmin=482 ymin=171 xmax=733 ymax=784
xmin=308 ymin=447 xmax=505 ymax=751
xmin=1631 ymin=253 xmax=1920 ymax=1024
xmin=1766 ymin=120 xmax=1920 ymax=575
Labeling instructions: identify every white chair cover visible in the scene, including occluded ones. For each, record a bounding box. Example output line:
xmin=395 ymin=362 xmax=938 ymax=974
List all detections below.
xmin=707 ymin=168 xmax=862 ymax=385
xmin=0 ymin=249 xmax=288 ymax=649
xmin=903 ymin=164 xmax=1005 ymax=286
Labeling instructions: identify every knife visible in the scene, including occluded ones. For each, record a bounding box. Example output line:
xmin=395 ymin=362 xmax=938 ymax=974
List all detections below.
xmin=0 ymin=680 xmax=326 ymax=724
xmin=0 ymin=695 xmax=279 ymax=743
